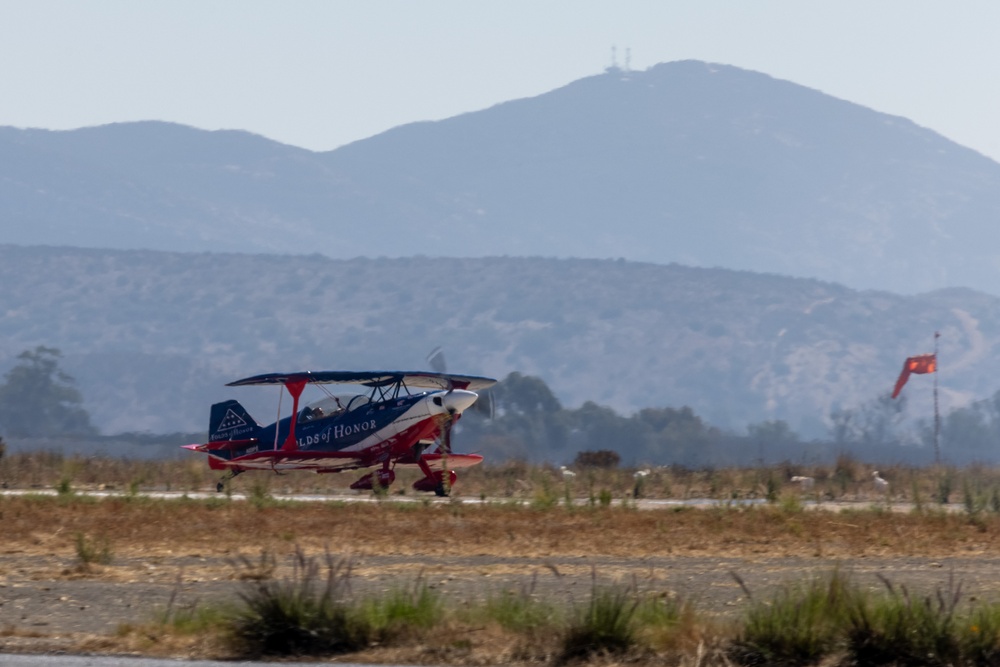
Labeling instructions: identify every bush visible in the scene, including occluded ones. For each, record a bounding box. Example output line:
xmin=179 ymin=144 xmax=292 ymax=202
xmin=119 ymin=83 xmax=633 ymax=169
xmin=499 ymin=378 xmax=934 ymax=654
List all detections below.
xmin=75 ymin=532 xmax=112 ymax=567
xmin=560 ymin=579 xmax=639 ymax=662
xmin=356 ymin=573 xmax=442 ymax=641
xmin=227 ymin=548 xmax=369 ymax=657
xmin=483 ymin=575 xmax=560 ymax=634
xmin=729 ymin=569 xmax=1000 ymax=667
xmin=574 ymin=450 xmax=621 ymax=469
xmin=846 ymin=574 xmax=965 ymax=666
xmin=731 ymin=569 xmax=855 ymax=665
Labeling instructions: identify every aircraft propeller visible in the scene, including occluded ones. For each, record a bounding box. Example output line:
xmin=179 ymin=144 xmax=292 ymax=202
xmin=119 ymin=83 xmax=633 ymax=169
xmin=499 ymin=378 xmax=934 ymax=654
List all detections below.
xmin=427 ymin=346 xmax=448 ymax=375
xmin=426 ymin=346 xmax=495 ymax=419
xmin=425 ymin=346 xmax=497 ymax=496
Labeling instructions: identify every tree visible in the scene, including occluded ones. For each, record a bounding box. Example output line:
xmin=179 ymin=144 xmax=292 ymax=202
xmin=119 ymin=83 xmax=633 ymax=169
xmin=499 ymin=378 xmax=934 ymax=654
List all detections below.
xmin=634 ymin=406 xmax=717 ymax=465
xmin=491 ymin=372 xmax=563 ymax=416
xmin=574 ymin=449 xmax=621 ymax=468
xmin=0 ymin=346 xmax=97 ymax=436
xmin=459 ymin=372 xmax=570 ymax=460
xmin=571 ymin=401 xmax=644 ymax=459
xmin=828 ymin=394 xmax=908 ymax=447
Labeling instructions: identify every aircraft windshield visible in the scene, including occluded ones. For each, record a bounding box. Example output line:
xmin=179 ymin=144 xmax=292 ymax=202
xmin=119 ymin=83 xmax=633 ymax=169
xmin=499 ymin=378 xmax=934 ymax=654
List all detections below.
xmin=299 ymin=394 xmax=370 ymax=421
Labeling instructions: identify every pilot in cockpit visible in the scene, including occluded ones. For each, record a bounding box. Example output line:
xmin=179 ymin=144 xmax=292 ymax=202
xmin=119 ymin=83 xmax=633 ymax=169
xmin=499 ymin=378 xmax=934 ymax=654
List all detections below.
xmin=301 ymin=406 xmax=324 ymax=421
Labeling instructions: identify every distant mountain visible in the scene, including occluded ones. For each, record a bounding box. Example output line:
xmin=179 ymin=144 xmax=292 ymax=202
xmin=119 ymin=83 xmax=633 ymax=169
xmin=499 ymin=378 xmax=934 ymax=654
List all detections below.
xmin=4 ymin=61 xmax=1000 ymax=294
xmin=0 ymin=245 xmax=996 ymax=438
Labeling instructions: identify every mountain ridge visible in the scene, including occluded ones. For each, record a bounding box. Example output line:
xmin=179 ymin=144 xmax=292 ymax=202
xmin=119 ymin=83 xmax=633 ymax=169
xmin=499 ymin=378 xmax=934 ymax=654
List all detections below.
xmin=5 ymin=60 xmax=1000 ymax=293
xmin=1 ymin=245 xmax=996 ymax=437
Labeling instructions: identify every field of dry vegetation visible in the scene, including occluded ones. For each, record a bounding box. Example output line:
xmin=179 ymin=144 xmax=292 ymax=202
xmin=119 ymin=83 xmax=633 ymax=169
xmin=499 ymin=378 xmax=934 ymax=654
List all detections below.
xmin=7 ymin=449 xmax=1000 ymax=507
xmin=6 ymin=453 xmax=1000 ymax=665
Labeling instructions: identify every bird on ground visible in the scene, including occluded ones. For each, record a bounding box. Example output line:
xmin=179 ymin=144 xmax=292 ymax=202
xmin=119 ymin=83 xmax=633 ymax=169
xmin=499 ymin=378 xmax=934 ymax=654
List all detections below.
xmin=872 ymin=471 xmax=889 ymax=494
xmin=560 ymin=466 xmax=576 ymax=479
xmin=634 ymin=469 xmax=651 ymax=479
xmin=790 ymin=475 xmax=815 ymax=491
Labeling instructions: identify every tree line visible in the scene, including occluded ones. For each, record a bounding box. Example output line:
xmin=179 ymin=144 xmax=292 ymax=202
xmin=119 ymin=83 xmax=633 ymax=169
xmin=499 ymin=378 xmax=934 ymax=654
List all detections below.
xmin=1 ymin=348 xmax=997 ymax=466
xmin=459 ymin=373 xmax=1000 ymax=466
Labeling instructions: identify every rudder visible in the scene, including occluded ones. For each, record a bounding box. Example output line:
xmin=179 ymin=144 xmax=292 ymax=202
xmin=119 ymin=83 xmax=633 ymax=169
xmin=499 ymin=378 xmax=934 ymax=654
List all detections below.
xmin=208 ymin=400 xmax=260 ymax=442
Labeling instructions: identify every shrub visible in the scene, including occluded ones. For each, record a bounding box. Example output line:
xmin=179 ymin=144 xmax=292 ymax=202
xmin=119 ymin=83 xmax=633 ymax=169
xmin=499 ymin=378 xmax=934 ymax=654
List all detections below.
xmin=155 ymin=600 xmax=230 ymax=635
xmin=483 ymin=576 xmax=560 ymax=634
xmin=226 ymin=548 xmax=368 ymax=657
xmin=574 ymin=450 xmax=621 ymax=469
xmin=634 ymin=592 xmax=704 ymax=653
xmin=356 ymin=573 xmax=442 ymax=640
xmin=846 ymin=574 xmax=964 ymax=666
xmin=961 ymin=604 xmax=1000 ymax=664
xmin=74 ymin=532 xmax=112 ymax=567
xmin=560 ymin=579 xmax=639 ymax=662
xmin=731 ymin=569 xmax=855 ymax=665
xmin=531 ymin=475 xmax=560 ymax=509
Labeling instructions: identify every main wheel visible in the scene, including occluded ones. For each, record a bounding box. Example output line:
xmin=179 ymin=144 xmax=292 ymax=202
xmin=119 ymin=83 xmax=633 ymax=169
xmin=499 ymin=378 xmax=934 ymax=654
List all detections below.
xmin=434 ymin=482 xmax=449 ymax=497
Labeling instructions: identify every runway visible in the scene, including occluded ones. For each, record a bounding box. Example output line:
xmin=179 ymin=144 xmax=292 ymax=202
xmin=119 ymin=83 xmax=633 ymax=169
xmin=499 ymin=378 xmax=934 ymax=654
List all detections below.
xmin=0 ymin=486 xmax=962 ymax=513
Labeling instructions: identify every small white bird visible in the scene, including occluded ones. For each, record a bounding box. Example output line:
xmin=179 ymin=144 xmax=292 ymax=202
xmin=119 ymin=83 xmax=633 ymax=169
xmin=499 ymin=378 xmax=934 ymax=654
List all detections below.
xmin=790 ymin=475 xmax=815 ymax=491
xmin=560 ymin=466 xmax=576 ymax=479
xmin=872 ymin=471 xmax=889 ymax=494
xmin=634 ymin=469 xmax=651 ymax=479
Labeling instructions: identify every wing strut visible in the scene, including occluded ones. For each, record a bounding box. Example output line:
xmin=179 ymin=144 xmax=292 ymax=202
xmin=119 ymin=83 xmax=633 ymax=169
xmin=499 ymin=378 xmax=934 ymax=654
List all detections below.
xmin=282 ymin=379 xmax=307 ymax=451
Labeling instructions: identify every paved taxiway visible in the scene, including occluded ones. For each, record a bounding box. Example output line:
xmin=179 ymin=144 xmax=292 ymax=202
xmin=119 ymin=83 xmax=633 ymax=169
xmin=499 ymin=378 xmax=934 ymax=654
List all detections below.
xmin=0 ymin=487 xmax=966 ymax=513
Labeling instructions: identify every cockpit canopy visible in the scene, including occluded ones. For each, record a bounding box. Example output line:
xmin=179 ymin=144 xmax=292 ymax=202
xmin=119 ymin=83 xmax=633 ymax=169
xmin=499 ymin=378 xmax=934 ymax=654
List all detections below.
xmin=299 ymin=394 xmax=371 ymax=422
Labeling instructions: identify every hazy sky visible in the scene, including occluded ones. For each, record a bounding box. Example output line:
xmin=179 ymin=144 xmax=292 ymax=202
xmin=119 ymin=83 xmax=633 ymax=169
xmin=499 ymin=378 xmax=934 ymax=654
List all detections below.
xmin=3 ymin=1 xmax=1000 ymax=160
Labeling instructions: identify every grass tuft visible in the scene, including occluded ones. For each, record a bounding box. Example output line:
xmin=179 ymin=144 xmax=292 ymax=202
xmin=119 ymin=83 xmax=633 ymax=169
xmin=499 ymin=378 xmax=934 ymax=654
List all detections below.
xmin=226 ymin=547 xmax=368 ymax=657
xmin=560 ymin=576 xmax=640 ymax=662
xmin=482 ymin=575 xmax=560 ymax=634
xmin=730 ymin=568 xmax=855 ymax=665
xmin=74 ymin=532 xmax=112 ymax=567
xmin=846 ymin=572 xmax=965 ymax=666
xmin=355 ymin=572 xmax=443 ymax=641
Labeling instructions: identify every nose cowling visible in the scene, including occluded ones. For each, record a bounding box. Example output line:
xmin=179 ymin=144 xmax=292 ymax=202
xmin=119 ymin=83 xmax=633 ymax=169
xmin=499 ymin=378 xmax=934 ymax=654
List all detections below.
xmin=429 ymin=389 xmax=478 ymax=416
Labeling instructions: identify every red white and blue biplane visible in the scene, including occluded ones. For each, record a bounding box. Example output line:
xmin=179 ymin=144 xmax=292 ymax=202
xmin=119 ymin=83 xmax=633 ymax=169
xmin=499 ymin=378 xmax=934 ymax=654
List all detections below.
xmin=182 ymin=370 xmax=496 ymax=496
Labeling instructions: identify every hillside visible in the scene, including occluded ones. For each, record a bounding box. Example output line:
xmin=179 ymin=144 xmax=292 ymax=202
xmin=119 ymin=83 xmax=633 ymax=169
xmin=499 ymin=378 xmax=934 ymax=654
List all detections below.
xmin=0 ymin=246 xmax=996 ymax=437
xmin=4 ymin=61 xmax=1000 ymax=294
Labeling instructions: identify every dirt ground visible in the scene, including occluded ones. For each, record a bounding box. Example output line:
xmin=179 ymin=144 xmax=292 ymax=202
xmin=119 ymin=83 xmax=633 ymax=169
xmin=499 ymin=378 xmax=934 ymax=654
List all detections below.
xmin=3 ymin=493 xmax=1000 ymax=659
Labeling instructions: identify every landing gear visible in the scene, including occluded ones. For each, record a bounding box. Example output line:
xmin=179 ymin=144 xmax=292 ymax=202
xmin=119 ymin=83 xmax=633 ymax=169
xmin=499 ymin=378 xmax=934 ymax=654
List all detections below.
xmin=216 ymin=469 xmax=243 ymax=492
xmin=350 ymin=468 xmax=396 ymax=493
xmin=414 ymin=469 xmax=458 ymax=496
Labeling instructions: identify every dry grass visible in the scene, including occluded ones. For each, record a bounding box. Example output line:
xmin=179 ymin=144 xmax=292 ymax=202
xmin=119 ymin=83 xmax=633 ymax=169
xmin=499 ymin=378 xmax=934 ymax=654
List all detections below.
xmin=3 ymin=493 xmax=1000 ymax=562
xmin=8 ymin=452 xmax=1000 ymax=665
xmin=3 ymin=448 xmax=995 ymax=503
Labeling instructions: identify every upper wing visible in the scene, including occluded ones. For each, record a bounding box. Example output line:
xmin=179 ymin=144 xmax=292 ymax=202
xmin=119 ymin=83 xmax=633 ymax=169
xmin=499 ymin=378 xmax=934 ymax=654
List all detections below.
xmin=227 ymin=370 xmax=497 ymax=392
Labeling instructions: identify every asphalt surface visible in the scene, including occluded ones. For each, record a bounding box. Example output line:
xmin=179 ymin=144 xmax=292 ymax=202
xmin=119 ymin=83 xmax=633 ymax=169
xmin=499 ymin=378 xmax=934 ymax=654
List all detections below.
xmin=0 ymin=487 xmax=963 ymax=513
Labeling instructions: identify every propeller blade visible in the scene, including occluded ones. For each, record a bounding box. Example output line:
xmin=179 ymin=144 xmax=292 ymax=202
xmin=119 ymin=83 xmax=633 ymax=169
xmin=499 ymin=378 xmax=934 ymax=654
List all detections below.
xmin=427 ymin=347 xmax=447 ymax=374
xmin=469 ymin=388 xmax=495 ymax=420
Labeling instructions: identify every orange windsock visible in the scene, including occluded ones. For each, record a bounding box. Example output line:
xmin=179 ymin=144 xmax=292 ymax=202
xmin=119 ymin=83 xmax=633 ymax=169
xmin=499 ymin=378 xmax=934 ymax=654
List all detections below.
xmin=891 ymin=353 xmax=936 ymax=399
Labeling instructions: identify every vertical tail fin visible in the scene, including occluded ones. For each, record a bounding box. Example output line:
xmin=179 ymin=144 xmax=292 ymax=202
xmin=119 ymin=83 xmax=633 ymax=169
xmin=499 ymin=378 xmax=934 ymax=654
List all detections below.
xmin=208 ymin=400 xmax=260 ymax=442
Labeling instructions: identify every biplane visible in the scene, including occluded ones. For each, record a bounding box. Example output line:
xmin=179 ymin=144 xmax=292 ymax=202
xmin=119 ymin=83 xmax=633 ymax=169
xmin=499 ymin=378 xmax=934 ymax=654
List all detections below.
xmin=182 ymin=370 xmax=497 ymax=496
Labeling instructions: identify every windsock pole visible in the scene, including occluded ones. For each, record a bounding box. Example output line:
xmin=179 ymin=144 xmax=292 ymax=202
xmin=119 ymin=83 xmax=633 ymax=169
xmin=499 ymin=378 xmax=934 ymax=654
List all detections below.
xmin=934 ymin=331 xmax=941 ymax=464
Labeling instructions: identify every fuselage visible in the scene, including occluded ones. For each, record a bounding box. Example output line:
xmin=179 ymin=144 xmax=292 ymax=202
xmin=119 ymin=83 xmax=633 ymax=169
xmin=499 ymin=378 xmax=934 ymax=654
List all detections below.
xmin=201 ymin=389 xmax=478 ymax=473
